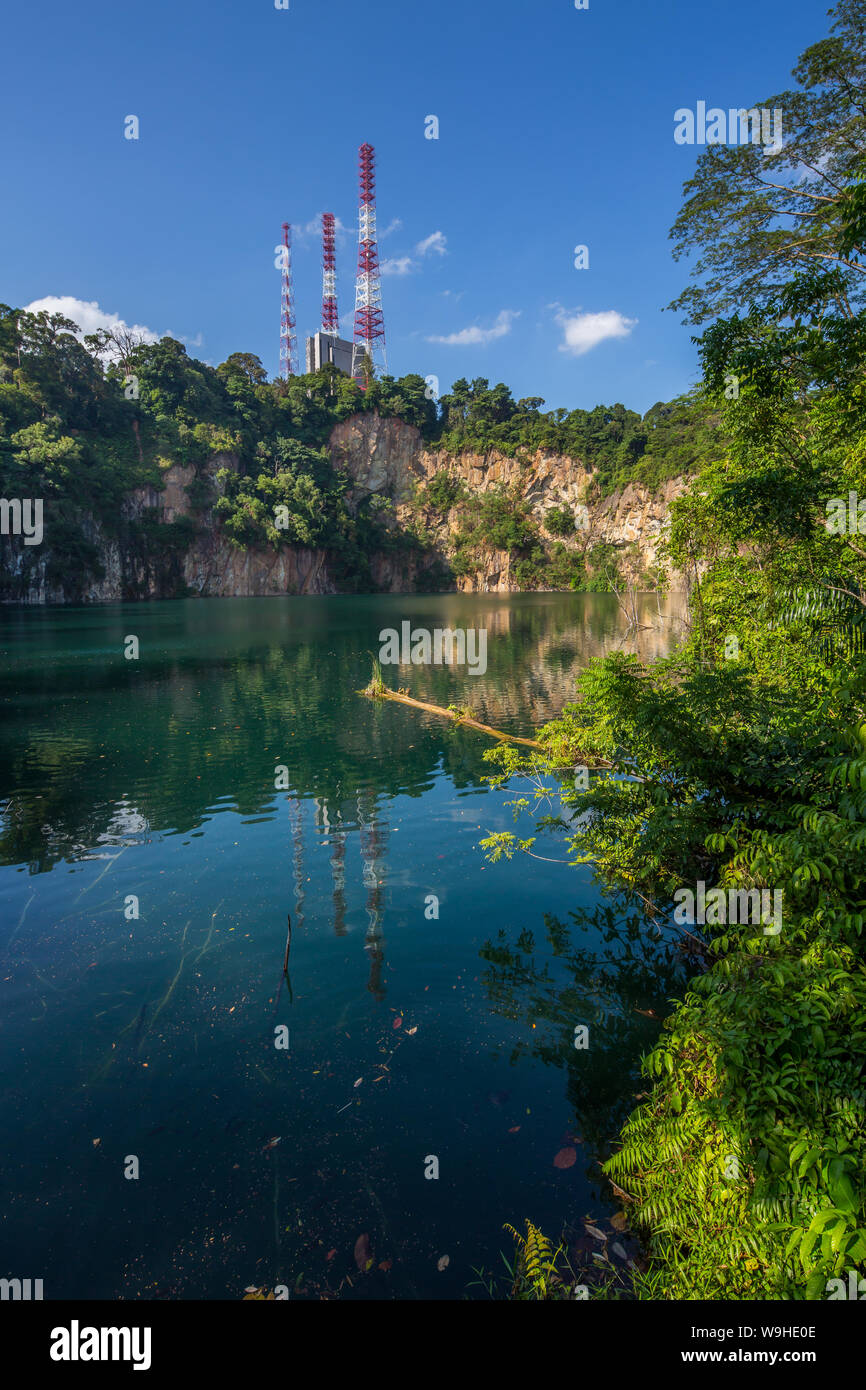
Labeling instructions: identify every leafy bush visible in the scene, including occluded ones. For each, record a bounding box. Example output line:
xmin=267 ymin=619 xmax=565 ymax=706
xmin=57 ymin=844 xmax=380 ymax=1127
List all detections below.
xmin=544 ymin=505 xmax=575 ymax=536
xmin=423 ymin=469 xmax=464 ymax=511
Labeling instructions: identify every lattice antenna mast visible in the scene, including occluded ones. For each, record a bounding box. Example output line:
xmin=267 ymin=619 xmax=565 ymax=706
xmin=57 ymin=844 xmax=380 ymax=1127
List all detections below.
xmin=279 ymin=221 xmax=298 ymax=378
xmin=352 ymin=143 xmax=387 ymax=383
xmin=321 ymin=213 xmax=339 ymax=337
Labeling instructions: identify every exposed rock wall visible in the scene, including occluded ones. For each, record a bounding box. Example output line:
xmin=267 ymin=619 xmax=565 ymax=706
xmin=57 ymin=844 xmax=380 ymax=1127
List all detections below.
xmin=331 ymin=412 xmax=687 ymax=592
xmin=1 ymin=414 xmax=687 ymax=602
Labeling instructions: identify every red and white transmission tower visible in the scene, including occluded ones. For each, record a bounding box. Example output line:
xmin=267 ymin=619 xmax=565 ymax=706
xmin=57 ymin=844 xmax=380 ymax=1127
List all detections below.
xmin=279 ymin=221 xmax=298 ymax=379
xmin=352 ymin=143 xmax=387 ymax=382
xmin=321 ymin=212 xmax=339 ymax=336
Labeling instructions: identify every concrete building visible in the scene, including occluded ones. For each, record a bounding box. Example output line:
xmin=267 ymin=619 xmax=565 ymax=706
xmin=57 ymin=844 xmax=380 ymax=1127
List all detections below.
xmin=305 ymin=332 xmax=354 ymax=376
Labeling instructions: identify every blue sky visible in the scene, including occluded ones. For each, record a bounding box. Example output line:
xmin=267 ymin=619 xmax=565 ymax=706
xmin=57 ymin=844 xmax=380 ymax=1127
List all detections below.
xmin=0 ymin=0 xmax=825 ymax=414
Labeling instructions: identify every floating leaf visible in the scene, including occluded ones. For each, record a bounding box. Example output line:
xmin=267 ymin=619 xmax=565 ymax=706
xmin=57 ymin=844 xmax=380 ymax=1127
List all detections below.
xmin=437 ymin=1255 xmax=450 ymax=1271
xmin=354 ymin=1233 xmax=371 ymax=1272
xmin=353 ymin=1077 xmax=363 ymax=1088
xmin=553 ymin=1147 xmax=577 ymax=1169
xmin=326 ymin=1249 xmax=337 ymax=1262
xmin=612 ymin=1241 xmax=628 ymax=1260
xmin=378 ymin=1259 xmax=393 ymax=1272
xmin=584 ymin=1223 xmax=607 ymax=1241
xmin=610 ymin=1212 xmax=628 ymax=1232
xmin=262 ymin=1136 xmax=281 ymax=1151
xmin=406 ymin=1026 xmax=417 ymax=1035
xmin=393 ymin=1017 xmax=402 ymax=1029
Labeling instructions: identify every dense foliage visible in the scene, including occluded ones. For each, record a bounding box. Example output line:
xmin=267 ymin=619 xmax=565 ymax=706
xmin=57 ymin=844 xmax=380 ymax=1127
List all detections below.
xmin=0 ymin=300 xmax=724 ymax=596
xmin=489 ymin=0 xmax=866 ymax=1300
xmin=437 ymin=379 xmax=724 ymax=495
xmin=668 ymin=0 xmax=866 ymax=324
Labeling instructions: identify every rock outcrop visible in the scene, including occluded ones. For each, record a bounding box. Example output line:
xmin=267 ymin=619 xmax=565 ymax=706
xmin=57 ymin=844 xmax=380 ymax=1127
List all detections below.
xmin=332 ymin=413 xmax=685 ymax=593
xmin=1 ymin=414 xmax=688 ymax=602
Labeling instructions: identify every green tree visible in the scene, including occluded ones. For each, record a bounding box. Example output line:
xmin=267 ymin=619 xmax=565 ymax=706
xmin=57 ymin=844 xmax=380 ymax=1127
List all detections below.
xmin=668 ymin=0 xmax=866 ymax=323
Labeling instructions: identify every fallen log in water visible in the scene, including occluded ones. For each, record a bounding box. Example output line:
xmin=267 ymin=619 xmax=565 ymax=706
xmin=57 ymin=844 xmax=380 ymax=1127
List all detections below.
xmin=364 ymin=685 xmax=544 ymax=748
xmin=359 ymin=680 xmax=611 ymax=767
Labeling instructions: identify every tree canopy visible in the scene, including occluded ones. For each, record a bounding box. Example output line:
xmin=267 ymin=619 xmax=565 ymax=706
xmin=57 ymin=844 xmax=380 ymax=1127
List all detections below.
xmin=669 ymin=0 xmax=866 ymax=324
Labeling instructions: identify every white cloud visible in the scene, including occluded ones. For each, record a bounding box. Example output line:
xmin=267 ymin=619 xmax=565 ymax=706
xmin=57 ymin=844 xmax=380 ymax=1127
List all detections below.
xmin=427 ymin=309 xmax=519 ymax=346
xmin=415 ymin=230 xmax=447 ymax=257
xmin=167 ymin=329 xmax=203 ymax=349
xmin=294 ymin=213 xmax=351 ymax=245
xmin=555 ymin=308 xmax=637 ymax=357
xmin=380 ymin=230 xmax=447 ymax=278
xmin=24 ymin=296 xmax=160 ymax=346
xmin=380 ymin=255 xmax=414 ymax=277
xmin=23 ymin=296 xmax=206 ymax=360
xmin=378 ymin=218 xmax=403 ymax=240
xmin=298 ymin=215 xmax=323 ymax=238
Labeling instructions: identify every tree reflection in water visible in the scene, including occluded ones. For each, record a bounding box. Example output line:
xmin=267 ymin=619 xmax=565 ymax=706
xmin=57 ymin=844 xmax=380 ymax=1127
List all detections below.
xmin=479 ymin=898 xmax=697 ymax=1158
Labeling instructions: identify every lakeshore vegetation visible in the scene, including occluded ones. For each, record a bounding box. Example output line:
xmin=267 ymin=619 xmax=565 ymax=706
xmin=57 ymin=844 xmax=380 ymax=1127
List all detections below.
xmin=484 ymin=0 xmax=866 ymax=1300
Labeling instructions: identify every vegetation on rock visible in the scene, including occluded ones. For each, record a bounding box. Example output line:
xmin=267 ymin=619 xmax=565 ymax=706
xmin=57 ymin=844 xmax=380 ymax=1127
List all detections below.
xmin=1 ymin=305 xmax=720 ymax=598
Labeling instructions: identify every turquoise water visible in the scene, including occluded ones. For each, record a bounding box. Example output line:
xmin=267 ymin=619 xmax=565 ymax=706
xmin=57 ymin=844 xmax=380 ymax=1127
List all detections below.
xmin=0 ymin=594 xmax=684 ymax=1299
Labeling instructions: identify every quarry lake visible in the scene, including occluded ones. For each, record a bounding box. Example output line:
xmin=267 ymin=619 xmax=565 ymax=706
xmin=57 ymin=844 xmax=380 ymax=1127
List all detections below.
xmin=0 ymin=593 xmax=686 ymax=1300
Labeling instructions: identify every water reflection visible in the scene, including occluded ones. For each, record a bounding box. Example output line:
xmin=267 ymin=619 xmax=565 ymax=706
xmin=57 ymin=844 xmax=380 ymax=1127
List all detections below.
xmin=0 ymin=593 xmax=684 ymax=874
xmin=0 ymin=594 xmax=688 ymax=1300
xmin=358 ymin=793 xmax=389 ymax=1001
xmin=479 ymin=900 xmax=692 ymax=1156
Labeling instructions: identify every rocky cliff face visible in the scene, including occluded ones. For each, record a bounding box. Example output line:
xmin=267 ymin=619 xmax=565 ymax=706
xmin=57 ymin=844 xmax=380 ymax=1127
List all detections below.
xmin=1 ymin=415 xmax=686 ymax=602
xmin=331 ymin=412 xmax=686 ymax=592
